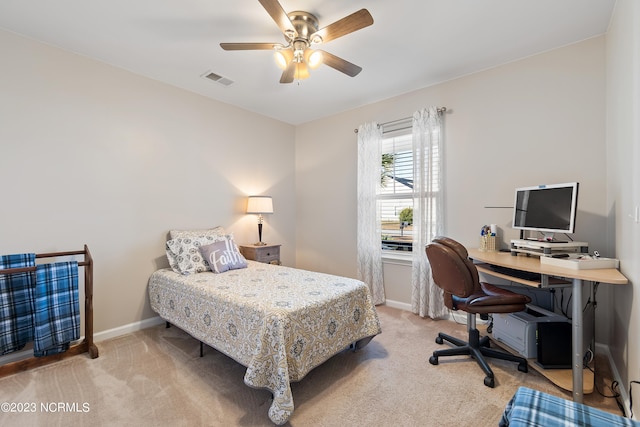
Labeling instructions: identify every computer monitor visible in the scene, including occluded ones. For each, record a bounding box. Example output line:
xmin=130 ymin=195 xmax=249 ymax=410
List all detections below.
xmin=512 ymin=182 xmax=579 ymax=241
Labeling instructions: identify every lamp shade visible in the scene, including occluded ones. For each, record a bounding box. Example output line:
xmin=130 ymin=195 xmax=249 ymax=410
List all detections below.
xmin=246 ymin=196 xmax=273 ymax=214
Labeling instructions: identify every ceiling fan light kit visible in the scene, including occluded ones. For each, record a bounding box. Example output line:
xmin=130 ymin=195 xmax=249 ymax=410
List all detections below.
xmin=274 ymin=50 xmax=291 ymax=69
xmin=220 ymin=0 xmax=373 ymax=84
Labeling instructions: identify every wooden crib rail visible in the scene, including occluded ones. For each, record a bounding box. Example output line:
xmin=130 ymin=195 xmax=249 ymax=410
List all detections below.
xmin=0 ymin=245 xmax=98 ymax=377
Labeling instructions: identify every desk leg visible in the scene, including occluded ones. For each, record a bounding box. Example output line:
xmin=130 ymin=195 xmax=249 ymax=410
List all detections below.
xmin=572 ymin=277 xmax=583 ymax=403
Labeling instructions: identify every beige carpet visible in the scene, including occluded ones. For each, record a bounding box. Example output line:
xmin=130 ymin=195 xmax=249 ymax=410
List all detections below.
xmin=0 ymin=305 xmax=623 ymax=426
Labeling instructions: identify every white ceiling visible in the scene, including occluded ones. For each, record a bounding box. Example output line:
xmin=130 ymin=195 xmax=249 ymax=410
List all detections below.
xmin=0 ymin=0 xmax=616 ymax=125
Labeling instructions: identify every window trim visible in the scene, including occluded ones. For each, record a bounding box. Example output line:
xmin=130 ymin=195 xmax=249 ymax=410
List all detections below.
xmin=381 ymin=250 xmax=412 ymax=264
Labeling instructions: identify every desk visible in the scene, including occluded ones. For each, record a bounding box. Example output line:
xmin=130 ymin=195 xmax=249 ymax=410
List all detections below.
xmin=467 ymin=249 xmax=628 ymax=403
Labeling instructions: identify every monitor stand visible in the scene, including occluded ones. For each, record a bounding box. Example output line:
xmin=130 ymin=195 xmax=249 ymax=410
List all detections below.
xmin=525 ymin=233 xmax=567 ymax=244
xmin=510 ymin=239 xmax=589 ymax=257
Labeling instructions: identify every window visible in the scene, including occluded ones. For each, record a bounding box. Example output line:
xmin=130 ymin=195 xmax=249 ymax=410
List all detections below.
xmin=379 ymin=132 xmax=413 ymax=252
xmin=378 ymin=131 xmax=440 ymax=252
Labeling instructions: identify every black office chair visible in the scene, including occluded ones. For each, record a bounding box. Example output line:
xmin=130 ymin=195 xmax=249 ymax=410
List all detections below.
xmin=426 ymin=236 xmax=531 ymax=387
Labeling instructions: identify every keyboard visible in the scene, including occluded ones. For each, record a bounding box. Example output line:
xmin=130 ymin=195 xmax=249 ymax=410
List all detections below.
xmin=487 ymin=264 xmax=541 ymax=282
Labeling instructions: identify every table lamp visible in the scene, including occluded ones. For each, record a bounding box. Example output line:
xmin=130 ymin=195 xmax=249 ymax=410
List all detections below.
xmin=246 ymin=196 xmax=273 ymax=246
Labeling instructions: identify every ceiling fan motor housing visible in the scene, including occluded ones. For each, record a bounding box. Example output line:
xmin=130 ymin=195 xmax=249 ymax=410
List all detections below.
xmin=286 ymin=11 xmax=321 ymax=46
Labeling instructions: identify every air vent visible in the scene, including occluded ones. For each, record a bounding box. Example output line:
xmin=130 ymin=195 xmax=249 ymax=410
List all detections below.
xmin=202 ymin=71 xmax=234 ymax=87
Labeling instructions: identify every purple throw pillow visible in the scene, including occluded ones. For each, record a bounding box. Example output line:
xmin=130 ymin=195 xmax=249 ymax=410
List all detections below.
xmin=199 ymin=239 xmax=247 ymax=273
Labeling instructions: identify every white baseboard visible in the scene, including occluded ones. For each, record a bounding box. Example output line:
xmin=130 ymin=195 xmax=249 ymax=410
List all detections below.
xmin=94 ymin=316 xmax=165 ymax=342
xmin=383 ymin=299 xmax=411 ymax=312
xmin=382 ymin=299 xmax=483 ymax=324
xmin=597 ymin=343 xmax=632 ymax=419
xmin=0 ymin=348 xmax=32 ymax=364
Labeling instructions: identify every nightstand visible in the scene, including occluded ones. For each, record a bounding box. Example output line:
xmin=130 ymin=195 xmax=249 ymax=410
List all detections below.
xmin=239 ymin=244 xmax=281 ymax=265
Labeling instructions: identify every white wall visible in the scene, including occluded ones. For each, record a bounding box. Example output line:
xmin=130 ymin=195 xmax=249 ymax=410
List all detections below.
xmin=606 ymin=0 xmax=640 ymax=417
xmin=296 ymin=35 xmax=608 ymax=264
xmin=0 ymin=29 xmax=296 ymax=333
xmin=296 ymin=36 xmax=609 ymax=328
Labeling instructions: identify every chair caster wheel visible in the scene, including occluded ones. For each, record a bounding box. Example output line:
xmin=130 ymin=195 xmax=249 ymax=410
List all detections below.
xmin=484 ymin=376 xmax=495 ymax=388
xmin=429 ymin=355 xmax=438 ymax=365
xmin=435 ymin=336 xmax=443 ymax=345
xmin=518 ymin=361 xmax=528 ymax=373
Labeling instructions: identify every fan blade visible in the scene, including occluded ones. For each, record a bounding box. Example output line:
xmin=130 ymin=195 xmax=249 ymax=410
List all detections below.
xmin=220 ymin=42 xmax=284 ymax=51
xmin=259 ymin=0 xmax=297 ymax=37
xmin=280 ymin=61 xmax=296 ymax=84
xmin=310 ymin=9 xmax=373 ymax=44
xmin=320 ymin=51 xmax=362 ymax=77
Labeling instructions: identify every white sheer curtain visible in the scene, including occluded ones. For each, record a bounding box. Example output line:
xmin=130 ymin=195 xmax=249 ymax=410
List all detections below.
xmin=356 ymin=122 xmax=385 ymax=305
xmin=411 ymin=107 xmax=448 ymax=318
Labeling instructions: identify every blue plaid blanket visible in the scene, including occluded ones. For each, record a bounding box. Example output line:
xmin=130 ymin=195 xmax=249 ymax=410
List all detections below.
xmin=33 ymin=261 xmax=80 ymax=357
xmin=0 ymin=253 xmax=36 ymax=355
xmin=500 ymin=386 xmax=640 ymax=427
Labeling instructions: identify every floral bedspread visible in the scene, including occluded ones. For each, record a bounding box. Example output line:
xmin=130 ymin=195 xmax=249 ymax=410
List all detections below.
xmin=148 ymin=261 xmax=381 ymax=424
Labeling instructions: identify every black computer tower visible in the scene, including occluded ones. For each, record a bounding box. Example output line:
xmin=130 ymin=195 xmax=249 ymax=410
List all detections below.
xmin=536 ymin=321 xmax=572 ymax=369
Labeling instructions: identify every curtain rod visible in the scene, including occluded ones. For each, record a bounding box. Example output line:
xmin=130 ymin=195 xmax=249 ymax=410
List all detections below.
xmin=354 ymin=107 xmax=447 ymax=133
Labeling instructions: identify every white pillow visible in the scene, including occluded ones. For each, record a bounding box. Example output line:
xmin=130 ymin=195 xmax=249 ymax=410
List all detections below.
xmin=166 ymin=232 xmax=230 ymax=275
xmin=169 ymin=226 xmax=226 ymax=240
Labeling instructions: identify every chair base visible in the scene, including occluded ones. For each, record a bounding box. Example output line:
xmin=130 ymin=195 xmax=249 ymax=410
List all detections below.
xmin=429 ymin=328 xmax=528 ymax=388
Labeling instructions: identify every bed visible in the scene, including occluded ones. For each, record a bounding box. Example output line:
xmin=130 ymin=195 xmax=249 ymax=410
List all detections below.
xmin=148 ymin=238 xmax=381 ymax=425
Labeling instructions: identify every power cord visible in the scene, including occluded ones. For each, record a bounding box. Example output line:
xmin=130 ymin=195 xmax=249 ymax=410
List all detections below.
xmin=448 ymin=308 xmax=465 ymax=325
xmin=582 ymin=349 xmax=624 ymax=402
xmin=584 ymin=362 xmax=620 ymax=400
xmin=608 ymin=376 xmax=640 ymax=419
xmin=554 ymin=288 xmax=573 ymax=320
xmin=611 ymin=381 xmax=627 ymax=416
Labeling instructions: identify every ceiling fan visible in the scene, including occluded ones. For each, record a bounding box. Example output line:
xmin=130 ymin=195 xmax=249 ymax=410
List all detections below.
xmin=220 ymin=0 xmax=374 ymax=84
